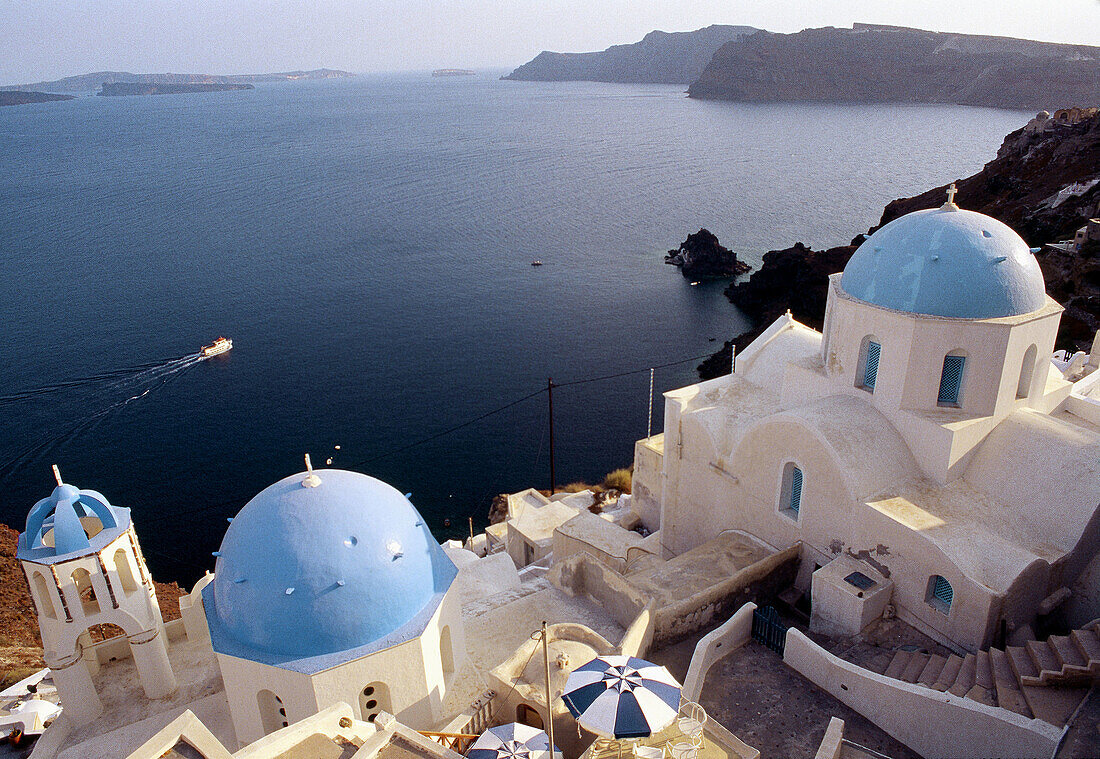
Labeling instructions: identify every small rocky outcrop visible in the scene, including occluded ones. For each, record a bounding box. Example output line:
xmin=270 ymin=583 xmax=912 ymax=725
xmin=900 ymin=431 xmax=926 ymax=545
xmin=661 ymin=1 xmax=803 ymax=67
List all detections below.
xmin=665 ymin=229 xmax=751 ymax=278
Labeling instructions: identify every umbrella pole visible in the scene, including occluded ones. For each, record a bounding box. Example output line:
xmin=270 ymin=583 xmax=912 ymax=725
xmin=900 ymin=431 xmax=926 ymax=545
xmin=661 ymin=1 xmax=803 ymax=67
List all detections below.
xmin=542 ymin=621 xmax=555 ymax=759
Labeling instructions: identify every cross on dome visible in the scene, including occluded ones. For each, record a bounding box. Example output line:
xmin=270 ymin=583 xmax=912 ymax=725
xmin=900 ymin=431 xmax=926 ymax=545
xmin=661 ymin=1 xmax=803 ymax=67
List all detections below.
xmin=944 ymin=183 xmax=959 ymax=209
xmin=302 ymin=453 xmax=322 ymax=488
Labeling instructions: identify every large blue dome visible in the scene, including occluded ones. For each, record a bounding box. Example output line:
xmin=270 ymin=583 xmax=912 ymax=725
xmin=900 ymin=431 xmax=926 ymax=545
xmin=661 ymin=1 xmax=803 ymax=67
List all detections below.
xmin=205 ymin=468 xmax=456 ymax=668
xmin=840 ymin=205 xmax=1046 ymax=319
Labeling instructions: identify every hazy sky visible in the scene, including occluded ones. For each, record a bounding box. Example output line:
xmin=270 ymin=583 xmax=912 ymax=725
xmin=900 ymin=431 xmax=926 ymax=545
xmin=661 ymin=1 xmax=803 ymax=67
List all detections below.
xmin=3 ymin=0 xmax=1099 ymax=85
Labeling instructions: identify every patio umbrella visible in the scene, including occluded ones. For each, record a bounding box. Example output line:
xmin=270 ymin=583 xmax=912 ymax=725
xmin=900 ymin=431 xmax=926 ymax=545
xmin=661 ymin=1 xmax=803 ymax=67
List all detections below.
xmin=467 ymin=722 xmax=559 ymax=759
xmin=561 ymin=655 xmax=682 ymax=739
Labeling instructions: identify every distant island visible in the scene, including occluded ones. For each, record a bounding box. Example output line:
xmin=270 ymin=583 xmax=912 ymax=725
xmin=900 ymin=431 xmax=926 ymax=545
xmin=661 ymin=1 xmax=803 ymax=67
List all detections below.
xmin=689 ymin=24 xmax=1100 ymax=110
xmin=98 ymin=82 xmax=254 ymax=97
xmin=432 ymin=69 xmax=475 ymax=77
xmin=503 ymin=24 xmax=759 ymax=84
xmin=0 ymin=90 xmax=74 ymax=107
xmin=1 ymin=68 xmax=353 ymax=94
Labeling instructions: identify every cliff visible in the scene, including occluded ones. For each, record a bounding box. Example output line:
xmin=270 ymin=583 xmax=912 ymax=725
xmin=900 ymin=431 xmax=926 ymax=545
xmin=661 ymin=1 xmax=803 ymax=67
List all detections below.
xmin=504 ymin=25 xmax=759 ymax=84
xmin=689 ymin=24 xmax=1100 ymax=110
xmin=699 ymin=110 xmax=1100 ymax=379
xmin=665 ymin=228 xmax=751 ymax=278
xmin=98 ymin=82 xmax=254 ymax=97
xmin=0 ymin=91 xmax=74 ymax=107
xmin=2 ymin=69 xmax=352 ymax=94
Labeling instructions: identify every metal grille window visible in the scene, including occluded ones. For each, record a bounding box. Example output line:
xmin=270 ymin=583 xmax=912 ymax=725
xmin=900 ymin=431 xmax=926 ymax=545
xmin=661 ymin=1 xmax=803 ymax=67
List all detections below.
xmin=928 ymin=575 xmax=953 ymax=614
xmin=938 ymin=354 xmax=966 ymax=406
xmin=862 ymin=340 xmax=881 ymax=391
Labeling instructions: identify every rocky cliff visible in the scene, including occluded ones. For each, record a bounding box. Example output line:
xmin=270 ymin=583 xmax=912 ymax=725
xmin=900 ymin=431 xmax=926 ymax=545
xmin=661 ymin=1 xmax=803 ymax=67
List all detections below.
xmin=699 ymin=110 xmax=1100 ymax=379
xmin=504 ymin=25 xmax=759 ymax=84
xmin=689 ymin=24 xmax=1100 ymax=110
xmin=665 ymin=228 xmax=751 ymax=278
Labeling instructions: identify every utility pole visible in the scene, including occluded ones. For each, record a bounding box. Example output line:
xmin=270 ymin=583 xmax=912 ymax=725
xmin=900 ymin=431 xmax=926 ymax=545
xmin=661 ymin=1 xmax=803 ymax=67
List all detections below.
xmin=542 ymin=621 xmax=555 ymax=758
xmin=547 ymin=378 xmax=556 ymax=495
xmin=646 ymin=368 xmax=654 ymax=439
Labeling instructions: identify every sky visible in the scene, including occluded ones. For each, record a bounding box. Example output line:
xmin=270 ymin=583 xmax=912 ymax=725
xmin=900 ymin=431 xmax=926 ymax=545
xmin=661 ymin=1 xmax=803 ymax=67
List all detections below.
xmin=2 ymin=0 xmax=1099 ymax=85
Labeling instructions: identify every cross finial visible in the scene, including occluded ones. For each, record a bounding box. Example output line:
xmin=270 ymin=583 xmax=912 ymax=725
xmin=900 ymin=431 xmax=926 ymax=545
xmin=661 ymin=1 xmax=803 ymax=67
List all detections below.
xmin=302 ymin=453 xmax=322 ymax=488
xmin=944 ymin=183 xmax=958 ymax=209
xmin=51 ymin=464 xmax=63 ymax=487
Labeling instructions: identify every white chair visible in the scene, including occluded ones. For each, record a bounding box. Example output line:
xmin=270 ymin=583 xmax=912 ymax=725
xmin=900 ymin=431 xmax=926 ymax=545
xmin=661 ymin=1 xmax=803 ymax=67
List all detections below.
xmin=676 ymin=700 xmax=707 ymax=740
xmin=631 ymin=742 xmax=664 ymax=759
xmin=665 ymin=734 xmax=701 ymax=759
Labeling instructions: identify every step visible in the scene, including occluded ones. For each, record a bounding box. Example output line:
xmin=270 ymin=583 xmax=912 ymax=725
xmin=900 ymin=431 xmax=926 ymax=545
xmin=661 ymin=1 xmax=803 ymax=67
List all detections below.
xmin=1071 ymin=628 xmax=1100 ymax=663
xmin=948 ymin=654 xmax=977 ymax=697
xmin=975 ymin=651 xmax=994 ymax=690
xmin=933 ymin=655 xmax=964 ymax=692
xmin=1049 ymin=635 xmax=1087 ymax=670
xmin=1021 ymin=684 xmax=1090 ymax=728
xmin=1027 ymin=639 xmax=1060 ymax=676
xmin=884 ymin=651 xmax=911 ymax=680
xmin=964 ymin=683 xmax=997 ymax=707
xmin=1006 ymin=645 xmax=1039 ymax=682
xmin=990 ymin=648 xmax=1032 ymax=718
xmin=919 ymin=654 xmax=948 ymax=687
xmin=901 ymin=652 xmax=931 ymax=683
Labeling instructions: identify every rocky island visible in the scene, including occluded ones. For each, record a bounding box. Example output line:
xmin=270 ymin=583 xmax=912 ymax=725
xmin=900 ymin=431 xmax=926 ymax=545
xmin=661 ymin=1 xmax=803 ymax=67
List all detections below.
xmin=98 ymin=82 xmax=254 ymax=96
xmin=699 ymin=108 xmax=1100 ymax=380
xmin=688 ymin=24 xmax=1100 ymax=110
xmin=503 ymin=24 xmax=759 ymax=84
xmin=1 ymin=68 xmax=352 ymax=94
xmin=665 ymin=228 xmax=751 ymax=278
xmin=0 ymin=91 xmax=74 ymax=106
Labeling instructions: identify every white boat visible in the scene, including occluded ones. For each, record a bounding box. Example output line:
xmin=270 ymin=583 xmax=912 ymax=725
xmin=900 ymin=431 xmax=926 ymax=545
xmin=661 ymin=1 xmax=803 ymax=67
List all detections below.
xmin=200 ymin=337 xmax=233 ymax=358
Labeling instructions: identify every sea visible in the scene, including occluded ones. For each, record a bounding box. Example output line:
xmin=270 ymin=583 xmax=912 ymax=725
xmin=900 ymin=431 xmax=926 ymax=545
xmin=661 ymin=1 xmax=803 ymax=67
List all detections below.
xmin=0 ymin=72 xmax=1030 ymax=585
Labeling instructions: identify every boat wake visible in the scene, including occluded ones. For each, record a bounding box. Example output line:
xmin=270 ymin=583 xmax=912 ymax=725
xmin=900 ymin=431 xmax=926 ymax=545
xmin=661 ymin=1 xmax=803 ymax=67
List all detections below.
xmin=0 ymin=352 xmax=206 ymax=483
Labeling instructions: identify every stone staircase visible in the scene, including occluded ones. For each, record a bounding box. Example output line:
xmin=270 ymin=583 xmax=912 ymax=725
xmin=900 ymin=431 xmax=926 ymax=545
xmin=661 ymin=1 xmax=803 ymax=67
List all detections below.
xmin=876 ymin=627 xmax=1100 ymax=727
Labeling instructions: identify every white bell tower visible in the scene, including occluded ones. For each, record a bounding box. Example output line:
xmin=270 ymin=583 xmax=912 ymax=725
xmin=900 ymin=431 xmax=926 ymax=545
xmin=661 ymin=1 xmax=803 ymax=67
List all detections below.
xmin=17 ymin=466 xmax=177 ymax=728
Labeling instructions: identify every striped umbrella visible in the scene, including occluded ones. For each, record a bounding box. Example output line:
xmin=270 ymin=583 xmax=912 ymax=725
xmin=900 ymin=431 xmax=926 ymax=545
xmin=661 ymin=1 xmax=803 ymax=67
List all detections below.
xmin=561 ymin=655 xmax=682 ymax=739
xmin=467 ymin=722 xmax=558 ymax=759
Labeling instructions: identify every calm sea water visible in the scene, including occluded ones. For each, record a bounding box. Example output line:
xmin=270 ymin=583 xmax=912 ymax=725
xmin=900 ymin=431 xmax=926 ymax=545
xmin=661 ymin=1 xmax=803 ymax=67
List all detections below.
xmin=0 ymin=73 xmax=1028 ymax=584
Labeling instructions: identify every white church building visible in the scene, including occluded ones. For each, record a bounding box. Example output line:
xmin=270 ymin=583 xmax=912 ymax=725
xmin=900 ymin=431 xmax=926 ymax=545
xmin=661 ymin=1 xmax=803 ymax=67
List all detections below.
xmin=632 ymin=192 xmax=1100 ymax=652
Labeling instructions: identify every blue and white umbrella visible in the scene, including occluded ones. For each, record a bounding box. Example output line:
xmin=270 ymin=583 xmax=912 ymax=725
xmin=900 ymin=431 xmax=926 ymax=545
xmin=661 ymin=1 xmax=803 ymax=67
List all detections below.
xmin=467 ymin=722 xmax=558 ymax=759
xmin=561 ymin=655 xmax=682 ymax=739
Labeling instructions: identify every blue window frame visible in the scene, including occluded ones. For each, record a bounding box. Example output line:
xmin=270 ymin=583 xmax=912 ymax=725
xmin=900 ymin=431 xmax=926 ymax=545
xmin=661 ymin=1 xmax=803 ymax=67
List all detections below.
xmin=862 ymin=340 xmax=881 ymax=391
xmin=928 ymin=575 xmax=953 ymax=614
xmin=938 ymin=355 xmax=966 ymax=406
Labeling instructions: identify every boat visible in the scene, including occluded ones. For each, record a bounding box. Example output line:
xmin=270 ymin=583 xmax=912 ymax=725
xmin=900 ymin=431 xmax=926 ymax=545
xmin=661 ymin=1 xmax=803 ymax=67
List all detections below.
xmin=200 ymin=337 xmax=233 ymax=358
xmin=531 ymin=259 xmax=543 ymax=266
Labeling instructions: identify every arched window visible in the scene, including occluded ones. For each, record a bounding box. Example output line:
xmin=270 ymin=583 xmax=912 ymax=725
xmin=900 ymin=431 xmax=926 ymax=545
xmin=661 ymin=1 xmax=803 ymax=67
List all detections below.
xmin=779 ymin=462 xmax=803 ymax=521
xmin=1017 ymin=345 xmax=1037 ymax=399
xmin=440 ymin=626 xmax=455 ymax=677
xmin=857 ymin=336 xmax=881 ymax=392
xmin=359 ymin=682 xmax=390 ymax=723
xmin=32 ymin=572 xmax=57 ymax=619
xmin=937 ymin=352 xmax=967 ymax=407
xmin=257 ymin=689 xmax=288 ymax=734
xmin=927 ymin=575 xmax=953 ymax=615
xmin=113 ymin=548 xmax=140 ymax=595
xmin=517 ymin=704 xmax=544 ymax=729
xmin=71 ymin=568 xmax=100 ymax=616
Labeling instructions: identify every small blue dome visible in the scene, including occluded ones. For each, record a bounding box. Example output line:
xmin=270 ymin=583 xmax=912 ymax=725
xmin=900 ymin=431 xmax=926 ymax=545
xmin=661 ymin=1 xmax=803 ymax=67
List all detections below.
xmin=207 ymin=469 xmax=456 ymax=665
xmin=18 ymin=481 xmax=129 ymax=563
xmin=840 ymin=205 xmax=1046 ymax=319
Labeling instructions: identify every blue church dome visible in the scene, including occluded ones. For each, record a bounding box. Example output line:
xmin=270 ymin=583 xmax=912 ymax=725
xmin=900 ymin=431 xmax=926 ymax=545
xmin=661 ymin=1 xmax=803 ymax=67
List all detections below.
xmin=840 ymin=204 xmax=1046 ymax=319
xmin=18 ymin=477 xmax=130 ymax=563
xmin=205 ymin=468 xmax=457 ymax=670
